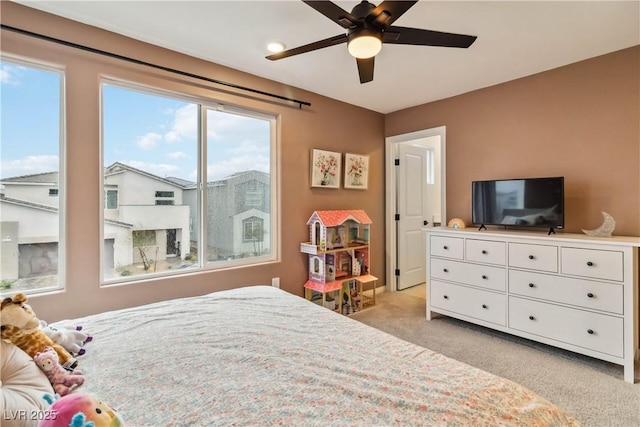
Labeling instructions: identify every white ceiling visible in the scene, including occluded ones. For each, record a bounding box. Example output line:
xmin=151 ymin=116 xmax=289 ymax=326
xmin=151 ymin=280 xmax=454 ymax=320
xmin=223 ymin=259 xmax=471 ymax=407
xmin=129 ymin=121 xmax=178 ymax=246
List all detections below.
xmin=14 ymin=1 xmax=640 ymax=114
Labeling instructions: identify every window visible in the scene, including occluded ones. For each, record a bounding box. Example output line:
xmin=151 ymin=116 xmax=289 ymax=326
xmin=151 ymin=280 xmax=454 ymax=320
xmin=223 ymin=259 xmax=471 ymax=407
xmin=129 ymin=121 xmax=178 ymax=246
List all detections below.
xmin=155 ymin=190 xmax=174 ymax=205
xmin=0 ymin=58 xmax=64 ymax=296
xmin=105 ymin=190 xmax=118 ymax=209
xmin=205 ymin=109 xmax=273 ymax=262
xmin=102 ymin=81 xmax=276 ymax=283
xmin=155 ymin=191 xmax=174 ymax=198
xmin=245 ymin=183 xmax=262 ymax=207
xmin=243 ymin=217 xmax=264 ymax=242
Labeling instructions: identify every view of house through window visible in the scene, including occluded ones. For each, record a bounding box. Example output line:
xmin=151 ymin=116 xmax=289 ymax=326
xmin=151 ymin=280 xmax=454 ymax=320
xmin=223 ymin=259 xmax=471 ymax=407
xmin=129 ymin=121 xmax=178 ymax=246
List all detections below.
xmin=102 ymin=82 xmax=275 ymax=283
xmin=0 ymin=58 xmax=64 ymax=296
xmin=205 ymin=109 xmax=272 ymax=263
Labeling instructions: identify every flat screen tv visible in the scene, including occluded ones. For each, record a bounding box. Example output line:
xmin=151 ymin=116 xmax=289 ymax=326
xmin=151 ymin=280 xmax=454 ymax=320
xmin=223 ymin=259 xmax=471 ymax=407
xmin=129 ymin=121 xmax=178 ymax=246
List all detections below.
xmin=472 ymin=177 xmax=564 ymax=232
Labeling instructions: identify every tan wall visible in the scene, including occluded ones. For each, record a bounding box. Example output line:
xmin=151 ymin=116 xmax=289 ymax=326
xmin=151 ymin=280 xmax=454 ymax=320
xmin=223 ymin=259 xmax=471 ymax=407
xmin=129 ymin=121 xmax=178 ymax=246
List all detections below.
xmin=386 ymin=46 xmax=640 ymax=237
xmin=1 ymin=3 xmax=385 ymax=321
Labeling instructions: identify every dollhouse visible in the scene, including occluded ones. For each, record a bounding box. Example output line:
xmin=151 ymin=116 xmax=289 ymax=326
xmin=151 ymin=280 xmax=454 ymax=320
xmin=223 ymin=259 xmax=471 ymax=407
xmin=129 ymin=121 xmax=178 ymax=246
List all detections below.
xmin=300 ymin=210 xmax=377 ymax=313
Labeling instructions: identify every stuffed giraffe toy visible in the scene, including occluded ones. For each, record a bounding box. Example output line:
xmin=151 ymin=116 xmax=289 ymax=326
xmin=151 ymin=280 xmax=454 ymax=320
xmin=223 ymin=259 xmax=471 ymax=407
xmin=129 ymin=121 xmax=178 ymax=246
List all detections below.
xmin=1 ymin=293 xmax=78 ymax=369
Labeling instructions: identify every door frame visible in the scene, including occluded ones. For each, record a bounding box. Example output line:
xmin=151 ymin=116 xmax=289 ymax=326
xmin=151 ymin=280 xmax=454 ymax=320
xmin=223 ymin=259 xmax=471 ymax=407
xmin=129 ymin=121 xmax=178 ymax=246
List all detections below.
xmin=385 ymin=126 xmax=447 ymax=292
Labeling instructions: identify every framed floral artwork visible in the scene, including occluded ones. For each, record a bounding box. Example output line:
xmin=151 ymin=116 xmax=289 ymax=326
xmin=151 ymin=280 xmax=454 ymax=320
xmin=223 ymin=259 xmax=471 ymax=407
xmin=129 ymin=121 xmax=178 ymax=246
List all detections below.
xmin=344 ymin=153 xmax=369 ymax=190
xmin=311 ymin=149 xmax=341 ymax=188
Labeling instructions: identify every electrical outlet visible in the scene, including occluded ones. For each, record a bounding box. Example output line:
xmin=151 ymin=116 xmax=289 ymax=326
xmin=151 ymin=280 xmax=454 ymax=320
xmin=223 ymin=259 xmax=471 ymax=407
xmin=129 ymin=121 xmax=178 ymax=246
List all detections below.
xmin=271 ymin=277 xmax=280 ymax=288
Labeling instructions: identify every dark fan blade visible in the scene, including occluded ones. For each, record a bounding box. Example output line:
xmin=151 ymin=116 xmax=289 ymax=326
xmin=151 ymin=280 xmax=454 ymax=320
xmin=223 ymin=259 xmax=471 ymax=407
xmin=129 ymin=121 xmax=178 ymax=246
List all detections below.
xmin=356 ymin=57 xmax=375 ymax=84
xmin=369 ymin=1 xmax=418 ymax=27
xmin=302 ymin=1 xmax=358 ymax=28
xmin=266 ymin=34 xmax=347 ymax=60
xmin=383 ymin=26 xmax=477 ymax=48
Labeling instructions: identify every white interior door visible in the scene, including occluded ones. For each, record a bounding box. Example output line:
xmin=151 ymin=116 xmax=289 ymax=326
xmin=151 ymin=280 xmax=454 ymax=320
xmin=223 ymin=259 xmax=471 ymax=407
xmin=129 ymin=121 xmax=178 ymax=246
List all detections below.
xmin=397 ymin=144 xmax=429 ymax=290
xmin=385 ymin=126 xmax=445 ymax=293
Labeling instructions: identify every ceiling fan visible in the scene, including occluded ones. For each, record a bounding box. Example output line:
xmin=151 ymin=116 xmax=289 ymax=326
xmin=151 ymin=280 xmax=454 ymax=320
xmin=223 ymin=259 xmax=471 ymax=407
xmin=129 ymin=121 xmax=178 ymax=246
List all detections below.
xmin=266 ymin=0 xmax=477 ymax=84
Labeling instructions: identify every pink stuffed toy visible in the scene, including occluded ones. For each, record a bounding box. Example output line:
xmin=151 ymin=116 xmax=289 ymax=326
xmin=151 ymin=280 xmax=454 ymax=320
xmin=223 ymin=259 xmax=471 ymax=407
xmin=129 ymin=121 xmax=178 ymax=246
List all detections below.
xmin=33 ymin=347 xmax=85 ymax=396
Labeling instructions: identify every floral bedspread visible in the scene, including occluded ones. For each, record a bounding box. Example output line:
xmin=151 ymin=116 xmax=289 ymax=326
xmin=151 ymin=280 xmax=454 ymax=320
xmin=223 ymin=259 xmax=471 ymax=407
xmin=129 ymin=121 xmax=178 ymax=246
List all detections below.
xmin=56 ymin=286 xmax=579 ymax=426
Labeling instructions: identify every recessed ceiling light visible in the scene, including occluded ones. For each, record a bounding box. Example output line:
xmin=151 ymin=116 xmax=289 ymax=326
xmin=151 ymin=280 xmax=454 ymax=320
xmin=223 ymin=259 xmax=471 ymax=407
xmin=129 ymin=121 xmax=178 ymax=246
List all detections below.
xmin=267 ymin=41 xmax=286 ymax=53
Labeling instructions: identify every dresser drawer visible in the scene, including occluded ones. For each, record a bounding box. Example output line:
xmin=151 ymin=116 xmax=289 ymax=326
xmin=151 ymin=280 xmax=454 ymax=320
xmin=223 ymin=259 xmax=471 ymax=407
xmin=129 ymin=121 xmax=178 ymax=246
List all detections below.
xmin=509 ymin=270 xmax=623 ymax=314
xmin=431 ymin=281 xmax=506 ymax=326
xmin=561 ymin=247 xmax=624 ymax=282
xmin=508 ymin=243 xmax=558 ymax=272
xmin=466 ymin=239 xmax=506 ymax=266
xmin=431 ymin=258 xmax=506 ymax=291
xmin=508 ymin=297 xmax=623 ymax=357
xmin=430 ymin=236 xmax=464 ymax=259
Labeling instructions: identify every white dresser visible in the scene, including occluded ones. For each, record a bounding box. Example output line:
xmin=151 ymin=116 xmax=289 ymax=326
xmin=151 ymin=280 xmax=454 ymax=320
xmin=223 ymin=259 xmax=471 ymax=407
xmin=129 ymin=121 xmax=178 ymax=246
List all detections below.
xmin=424 ymin=227 xmax=639 ymax=383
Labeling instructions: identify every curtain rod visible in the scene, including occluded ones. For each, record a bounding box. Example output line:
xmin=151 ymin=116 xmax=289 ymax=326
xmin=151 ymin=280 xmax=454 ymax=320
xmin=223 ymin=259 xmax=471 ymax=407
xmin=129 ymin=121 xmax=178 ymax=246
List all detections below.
xmin=1 ymin=24 xmax=312 ymax=109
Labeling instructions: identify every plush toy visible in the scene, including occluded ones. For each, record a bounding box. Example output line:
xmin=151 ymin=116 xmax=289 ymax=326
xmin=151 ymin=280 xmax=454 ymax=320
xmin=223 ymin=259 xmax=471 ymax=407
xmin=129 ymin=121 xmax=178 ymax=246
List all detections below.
xmin=1 ymin=293 xmax=78 ymax=369
xmin=39 ymin=393 xmax=125 ymax=427
xmin=40 ymin=320 xmax=93 ymax=356
xmin=34 ymin=347 xmax=85 ymax=396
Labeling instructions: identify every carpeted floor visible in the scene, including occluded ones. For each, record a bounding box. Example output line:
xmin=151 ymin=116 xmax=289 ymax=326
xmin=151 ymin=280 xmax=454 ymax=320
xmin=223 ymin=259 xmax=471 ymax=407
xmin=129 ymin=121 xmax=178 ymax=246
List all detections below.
xmin=350 ymin=284 xmax=640 ymax=427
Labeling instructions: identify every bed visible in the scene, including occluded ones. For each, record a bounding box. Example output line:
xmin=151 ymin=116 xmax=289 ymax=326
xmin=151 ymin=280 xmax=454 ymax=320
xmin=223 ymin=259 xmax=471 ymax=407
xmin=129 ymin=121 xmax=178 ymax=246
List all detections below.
xmin=47 ymin=285 xmax=577 ymax=426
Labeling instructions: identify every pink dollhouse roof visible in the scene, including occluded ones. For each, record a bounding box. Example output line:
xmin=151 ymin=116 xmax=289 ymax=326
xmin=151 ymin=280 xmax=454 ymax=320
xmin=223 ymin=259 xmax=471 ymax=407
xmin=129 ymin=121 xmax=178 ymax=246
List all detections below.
xmin=306 ymin=210 xmax=372 ymax=226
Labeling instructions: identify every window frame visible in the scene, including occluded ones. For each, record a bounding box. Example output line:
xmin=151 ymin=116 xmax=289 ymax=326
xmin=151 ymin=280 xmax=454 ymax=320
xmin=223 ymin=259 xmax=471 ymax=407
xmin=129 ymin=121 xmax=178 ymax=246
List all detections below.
xmin=99 ymin=77 xmax=279 ymax=286
xmin=0 ymin=55 xmax=66 ymax=296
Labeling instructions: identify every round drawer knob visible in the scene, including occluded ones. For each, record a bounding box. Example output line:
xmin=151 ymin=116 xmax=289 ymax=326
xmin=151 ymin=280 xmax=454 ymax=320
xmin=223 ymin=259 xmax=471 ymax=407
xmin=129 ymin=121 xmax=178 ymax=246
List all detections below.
xmin=586 ymin=261 xmax=594 ymax=267
xmin=481 ymin=275 xmax=488 ymax=280
xmin=482 ymin=304 xmax=488 ymax=309
xmin=587 ymin=292 xmax=594 ymax=298
xmin=481 ymin=250 xmax=487 ymax=254
xmin=443 ymin=295 xmax=449 ymax=300
xmin=443 ymin=246 xmax=448 ymax=250
xmin=529 ymin=315 xmax=535 ymax=321
xmin=528 ymin=255 xmax=535 ymax=260
xmin=587 ymin=329 xmax=594 ymax=335
xmin=443 ymin=268 xmax=449 ymax=273
xmin=528 ymin=283 xmax=535 ymax=288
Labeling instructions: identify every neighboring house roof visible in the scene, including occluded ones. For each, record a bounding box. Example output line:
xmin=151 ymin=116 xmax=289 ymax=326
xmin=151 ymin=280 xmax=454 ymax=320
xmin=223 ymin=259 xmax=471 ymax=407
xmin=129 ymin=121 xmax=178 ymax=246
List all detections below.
xmin=105 ymin=218 xmax=134 ymax=228
xmin=165 ymin=176 xmax=196 ymax=188
xmin=207 ymin=170 xmax=269 ymax=186
xmin=0 ymin=171 xmax=58 ymax=184
xmin=307 ymin=210 xmax=372 ymax=227
xmin=0 ymin=195 xmax=57 ymax=213
xmin=1 ymin=164 xmax=266 ymax=191
xmin=104 ymin=162 xmax=192 ymax=189
xmin=0 ymin=195 xmax=133 ymax=227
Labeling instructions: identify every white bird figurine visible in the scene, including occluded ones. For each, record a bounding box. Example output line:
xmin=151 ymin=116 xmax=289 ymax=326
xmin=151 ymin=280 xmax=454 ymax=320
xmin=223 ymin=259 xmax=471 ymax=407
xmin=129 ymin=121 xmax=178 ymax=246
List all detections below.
xmin=582 ymin=211 xmax=615 ymax=237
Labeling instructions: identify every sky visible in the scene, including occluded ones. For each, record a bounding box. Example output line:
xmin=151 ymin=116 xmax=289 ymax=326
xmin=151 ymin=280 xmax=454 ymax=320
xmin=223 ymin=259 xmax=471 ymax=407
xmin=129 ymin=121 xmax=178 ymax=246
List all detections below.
xmin=0 ymin=60 xmax=271 ymax=182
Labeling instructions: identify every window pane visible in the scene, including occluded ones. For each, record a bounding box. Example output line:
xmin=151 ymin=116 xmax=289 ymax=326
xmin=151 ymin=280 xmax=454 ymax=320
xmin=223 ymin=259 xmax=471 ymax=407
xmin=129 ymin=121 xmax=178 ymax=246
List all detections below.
xmin=102 ymin=83 xmax=199 ymax=281
xmin=205 ymin=109 xmax=271 ymax=262
xmin=106 ymin=190 xmax=118 ymax=209
xmin=0 ymin=59 xmax=63 ymax=296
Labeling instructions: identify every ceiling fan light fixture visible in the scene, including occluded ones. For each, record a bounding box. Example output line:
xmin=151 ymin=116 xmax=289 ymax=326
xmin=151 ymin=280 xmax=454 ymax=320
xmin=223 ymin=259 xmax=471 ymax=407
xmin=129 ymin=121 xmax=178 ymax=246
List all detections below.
xmin=267 ymin=41 xmax=286 ymax=53
xmin=347 ymin=31 xmax=382 ymax=59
